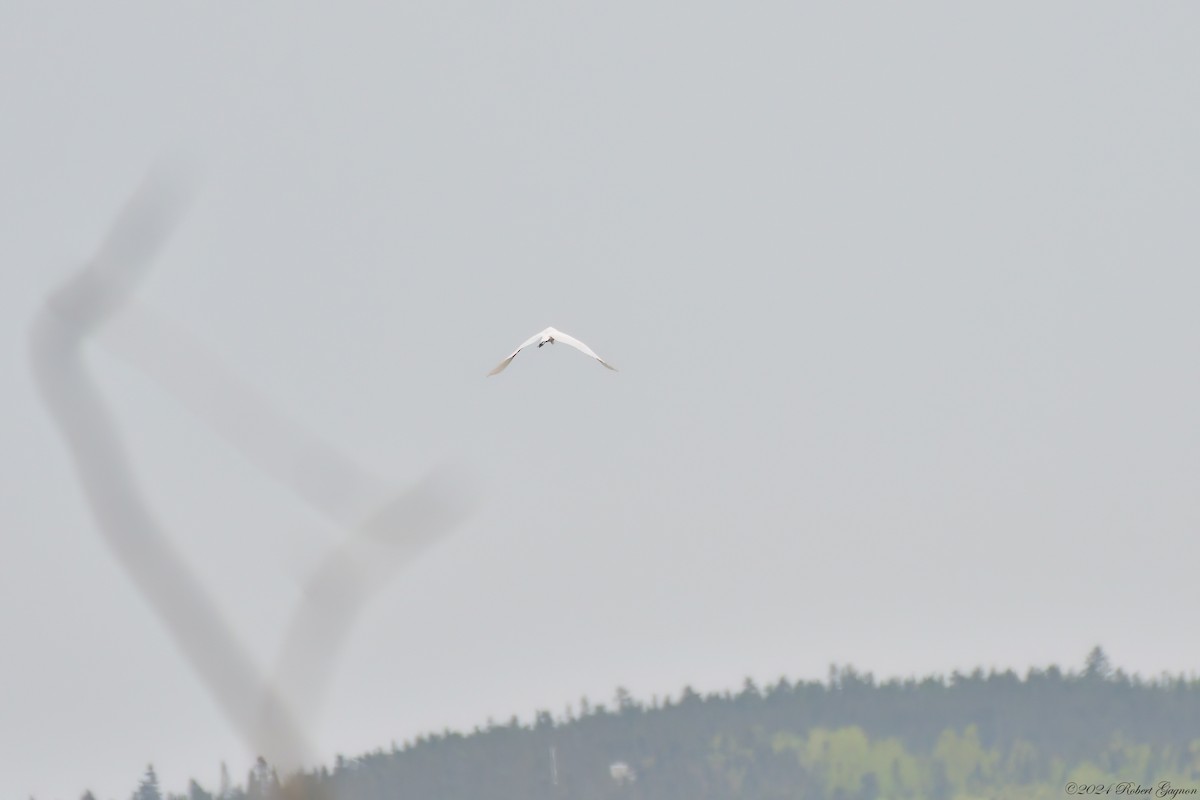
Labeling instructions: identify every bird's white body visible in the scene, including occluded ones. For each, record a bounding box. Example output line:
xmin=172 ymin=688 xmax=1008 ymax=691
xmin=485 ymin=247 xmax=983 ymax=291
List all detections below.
xmin=488 ymin=326 xmax=617 ymax=375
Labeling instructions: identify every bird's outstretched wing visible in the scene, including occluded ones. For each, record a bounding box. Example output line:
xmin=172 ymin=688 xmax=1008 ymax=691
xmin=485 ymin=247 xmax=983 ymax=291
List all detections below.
xmin=551 ymin=329 xmax=618 ymax=371
xmin=487 ymin=329 xmax=548 ymax=376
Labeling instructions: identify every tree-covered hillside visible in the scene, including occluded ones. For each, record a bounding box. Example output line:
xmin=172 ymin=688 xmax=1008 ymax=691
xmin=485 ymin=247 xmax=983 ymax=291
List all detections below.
xmin=111 ymin=648 xmax=1200 ymax=800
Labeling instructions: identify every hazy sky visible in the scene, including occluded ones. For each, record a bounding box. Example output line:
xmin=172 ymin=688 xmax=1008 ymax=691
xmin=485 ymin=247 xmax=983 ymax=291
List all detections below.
xmin=3 ymin=3 xmax=1199 ymax=798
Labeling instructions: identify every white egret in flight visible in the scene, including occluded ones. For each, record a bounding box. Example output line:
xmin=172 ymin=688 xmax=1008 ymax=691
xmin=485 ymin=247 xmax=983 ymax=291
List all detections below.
xmin=488 ymin=326 xmax=617 ymax=375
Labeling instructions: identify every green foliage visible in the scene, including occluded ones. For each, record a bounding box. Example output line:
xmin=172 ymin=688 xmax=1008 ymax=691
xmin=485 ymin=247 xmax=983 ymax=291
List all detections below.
xmin=186 ymin=779 xmax=214 ymax=800
xmin=131 ymin=766 xmax=162 ymax=800
xmin=125 ymin=647 xmax=1200 ymax=800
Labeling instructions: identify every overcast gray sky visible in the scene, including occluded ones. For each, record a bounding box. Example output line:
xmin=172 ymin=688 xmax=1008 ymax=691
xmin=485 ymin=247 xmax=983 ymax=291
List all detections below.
xmin=3 ymin=3 xmax=1199 ymax=798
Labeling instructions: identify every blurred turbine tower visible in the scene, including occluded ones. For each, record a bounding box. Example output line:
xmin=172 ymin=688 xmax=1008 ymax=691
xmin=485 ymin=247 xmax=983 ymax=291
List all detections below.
xmin=29 ymin=163 xmax=479 ymax=784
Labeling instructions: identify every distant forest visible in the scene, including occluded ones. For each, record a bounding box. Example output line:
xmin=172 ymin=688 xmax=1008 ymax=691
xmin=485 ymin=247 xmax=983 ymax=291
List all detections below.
xmin=100 ymin=647 xmax=1200 ymax=800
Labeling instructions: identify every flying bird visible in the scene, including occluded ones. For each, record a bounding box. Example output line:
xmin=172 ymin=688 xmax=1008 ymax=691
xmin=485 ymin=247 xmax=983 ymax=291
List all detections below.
xmin=488 ymin=326 xmax=617 ymax=376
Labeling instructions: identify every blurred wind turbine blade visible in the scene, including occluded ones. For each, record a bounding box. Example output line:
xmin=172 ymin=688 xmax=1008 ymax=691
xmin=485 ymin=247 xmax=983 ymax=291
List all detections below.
xmin=262 ymin=467 xmax=482 ymax=752
xmin=28 ymin=165 xmax=317 ymax=768
xmin=31 ymin=165 xmax=484 ymax=795
xmin=95 ymin=300 xmax=390 ymax=526
xmin=45 ymin=164 xmax=195 ymax=332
